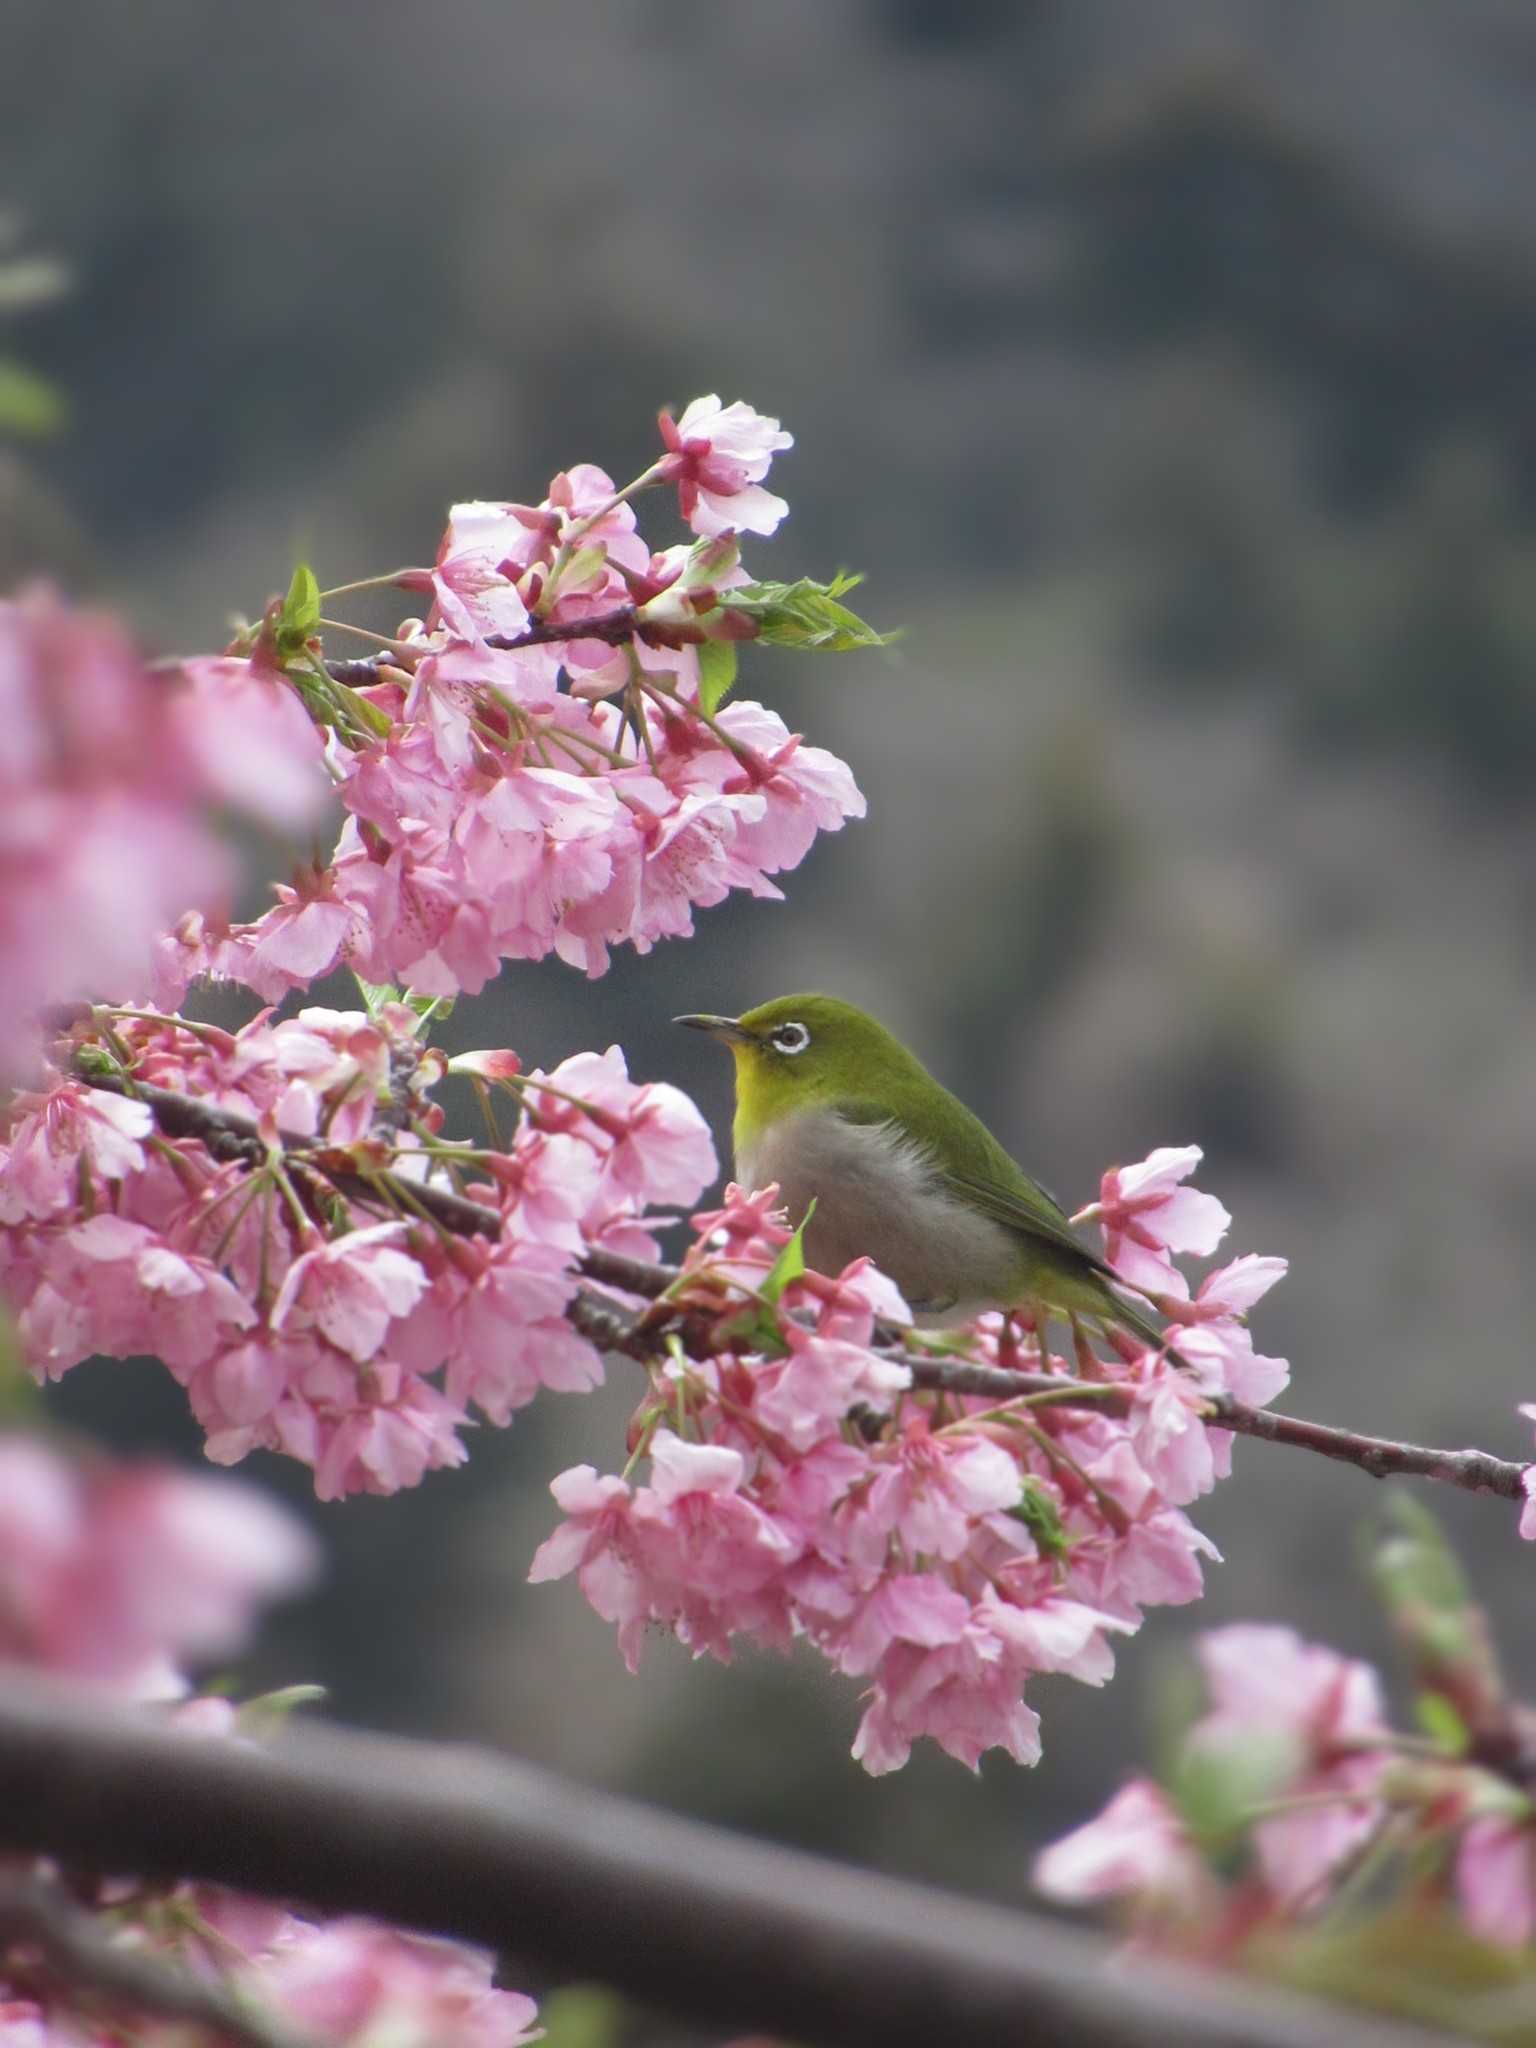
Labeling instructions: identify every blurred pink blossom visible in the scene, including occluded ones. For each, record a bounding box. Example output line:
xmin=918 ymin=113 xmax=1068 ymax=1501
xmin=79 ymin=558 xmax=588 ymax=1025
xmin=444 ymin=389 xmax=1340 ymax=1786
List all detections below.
xmin=1456 ymin=1814 xmax=1536 ymax=1947
xmin=1035 ymin=1779 xmax=1206 ymax=1905
xmin=0 ymin=1435 xmax=316 ymax=1695
xmin=1192 ymin=1625 xmax=1391 ymax=1903
xmin=0 ymin=588 xmax=328 ymax=1073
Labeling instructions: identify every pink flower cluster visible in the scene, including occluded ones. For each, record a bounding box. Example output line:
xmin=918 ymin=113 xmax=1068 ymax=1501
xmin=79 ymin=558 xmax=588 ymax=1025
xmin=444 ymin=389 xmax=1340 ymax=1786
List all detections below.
xmin=0 ymin=1433 xmax=539 ymax=2048
xmin=1037 ymin=1621 xmax=1536 ymax=1953
xmin=0 ymin=1899 xmax=541 ymax=2048
xmin=150 ymin=398 xmax=862 ymax=1003
xmin=533 ymin=1155 xmax=1289 ymax=1774
xmin=0 ymin=1008 xmax=714 ymax=1497
xmin=0 ymin=587 xmax=328 ymax=1076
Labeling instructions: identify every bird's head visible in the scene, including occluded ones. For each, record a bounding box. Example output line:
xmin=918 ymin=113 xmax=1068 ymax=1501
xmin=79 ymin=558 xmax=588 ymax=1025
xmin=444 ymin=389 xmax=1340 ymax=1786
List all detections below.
xmin=675 ymin=994 xmax=916 ymax=1149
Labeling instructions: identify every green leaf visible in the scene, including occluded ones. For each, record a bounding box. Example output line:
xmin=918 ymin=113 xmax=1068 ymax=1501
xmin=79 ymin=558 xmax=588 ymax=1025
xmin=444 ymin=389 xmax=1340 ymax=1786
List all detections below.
xmin=536 ymin=1985 xmax=627 ymax=2048
xmin=1172 ymin=1727 xmax=1302 ymax=1855
xmin=0 ymin=1307 xmax=40 ymax=1424
xmin=1260 ymin=1902 xmax=1533 ymax=2036
xmin=352 ymin=977 xmax=451 ymax=1030
xmin=278 ymin=562 xmax=322 ymax=653
xmin=715 ymin=1203 xmax=815 ymax=1355
xmin=0 ymin=358 xmax=67 ymax=438
xmin=353 ymin=976 xmax=403 ymax=1018
xmin=556 ymin=543 xmax=609 ymax=592
xmin=696 ymin=637 xmax=739 ymax=715
xmin=1373 ymin=1498 xmax=1507 ymax=1721
xmin=1005 ymin=1476 xmax=1068 ymax=1559
xmin=720 ymin=573 xmax=896 ymax=652
xmin=761 ymin=1200 xmax=814 ymax=1307
xmin=1414 ymin=1689 xmax=1470 ymax=1756
xmin=235 ymin=1684 xmax=328 ymax=1742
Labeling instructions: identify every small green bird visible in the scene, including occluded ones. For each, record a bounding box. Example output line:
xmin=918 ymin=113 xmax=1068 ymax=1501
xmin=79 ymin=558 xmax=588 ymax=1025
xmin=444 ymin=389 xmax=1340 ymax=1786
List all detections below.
xmin=675 ymin=993 xmax=1174 ymax=1351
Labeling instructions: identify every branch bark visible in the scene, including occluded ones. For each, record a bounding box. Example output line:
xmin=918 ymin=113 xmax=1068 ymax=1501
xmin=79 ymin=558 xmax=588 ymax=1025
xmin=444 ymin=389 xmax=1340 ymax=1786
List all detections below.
xmin=73 ymin=1072 xmax=1534 ymax=1508
xmin=323 ymin=605 xmax=649 ymax=686
xmin=0 ymin=1674 xmax=1429 ymax=2048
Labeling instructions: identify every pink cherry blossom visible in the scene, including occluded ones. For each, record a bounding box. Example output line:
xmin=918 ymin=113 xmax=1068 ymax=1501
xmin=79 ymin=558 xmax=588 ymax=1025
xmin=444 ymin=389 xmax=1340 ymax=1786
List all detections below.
xmin=1094 ymin=1147 xmax=1232 ymax=1298
xmin=20 ymin=1214 xmax=255 ymax=1377
xmin=522 ymin=1045 xmax=717 ymax=1210
xmin=659 ymin=396 xmax=793 ymax=537
xmin=751 ymin=1333 xmax=911 ymax=1453
xmin=0 ymin=1081 xmax=152 ymax=1223
xmin=851 ymin=1417 xmax=1020 ymax=1563
xmin=427 ymin=502 xmax=534 ymax=644
xmin=1034 ymin=1779 xmax=1207 ymax=1905
xmin=310 ymin=1370 xmax=471 ymax=1501
xmin=270 ymin=1223 xmax=428 ymax=1361
xmin=197 ymin=667 xmax=863 ymax=1000
xmin=418 ymin=1238 xmax=605 ymax=1424
xmin=1196 ymin=1624 xmax=1387 ymax=1750
xmin=851 ymin=1604 xmax=1042 ymax=1775
xmin=527 ymin=1465 xmax=653 ymax=1669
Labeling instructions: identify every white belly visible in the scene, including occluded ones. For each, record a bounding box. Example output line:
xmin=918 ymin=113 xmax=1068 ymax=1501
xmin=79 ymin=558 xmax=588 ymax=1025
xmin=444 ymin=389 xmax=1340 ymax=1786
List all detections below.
xmin=737 ymin=1108 xmax=1018 ymax=1322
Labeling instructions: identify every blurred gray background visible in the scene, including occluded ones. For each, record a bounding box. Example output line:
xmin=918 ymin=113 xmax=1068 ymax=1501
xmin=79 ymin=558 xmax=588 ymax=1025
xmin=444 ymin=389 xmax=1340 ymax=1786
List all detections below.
xmin=8 ymin=0 xmax=1536 ymax=2002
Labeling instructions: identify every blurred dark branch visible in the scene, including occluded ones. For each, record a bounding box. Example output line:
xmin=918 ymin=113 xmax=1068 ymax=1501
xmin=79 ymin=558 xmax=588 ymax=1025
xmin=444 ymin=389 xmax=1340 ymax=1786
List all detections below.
xmin=76 ymin=1072 xmax=1533 ymax=1508
xmin=0 ymin=1674 xmax=1429 ymax=2048
xmin=0 ymin=1866 xmax=315 ymax=2048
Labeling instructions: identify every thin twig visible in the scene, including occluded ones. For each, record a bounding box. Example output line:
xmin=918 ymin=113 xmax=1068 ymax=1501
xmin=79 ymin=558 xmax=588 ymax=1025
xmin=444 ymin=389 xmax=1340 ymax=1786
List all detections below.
xmin=0 ymin=1674 xmax=1430 ymax=2048
xmin=0 ymin=1868 xmax=315 ymax=2048
xmin=87 ymin=1073 xmax=503 ymax=1241
xmin=320 ymin=605 xmax=646 ymax=690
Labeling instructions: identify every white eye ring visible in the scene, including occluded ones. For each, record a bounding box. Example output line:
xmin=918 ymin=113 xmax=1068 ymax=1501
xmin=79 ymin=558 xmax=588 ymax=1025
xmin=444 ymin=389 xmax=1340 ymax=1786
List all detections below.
xmin=771 ymin=1021 xmax=810 ymax=1056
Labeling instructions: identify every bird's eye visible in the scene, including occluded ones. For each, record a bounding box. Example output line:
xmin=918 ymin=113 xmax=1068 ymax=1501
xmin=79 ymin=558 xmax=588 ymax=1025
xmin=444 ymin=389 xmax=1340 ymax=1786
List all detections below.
xmin=770 ymin=1021 xmax=810 ymax=1056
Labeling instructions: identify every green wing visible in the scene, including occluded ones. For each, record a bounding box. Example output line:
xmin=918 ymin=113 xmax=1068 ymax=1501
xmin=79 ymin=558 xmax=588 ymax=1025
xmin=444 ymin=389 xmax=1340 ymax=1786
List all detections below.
xmin=937 ymin=1164 xmax=1120 ymax=1281
xmin=830 ymin=1095 xmax=1116 ymax=1282
xmin=831 ymin=1089 xmax=1173 ymax=1348
xmin=942 ymin=1159 xmax=1174 ymax=1349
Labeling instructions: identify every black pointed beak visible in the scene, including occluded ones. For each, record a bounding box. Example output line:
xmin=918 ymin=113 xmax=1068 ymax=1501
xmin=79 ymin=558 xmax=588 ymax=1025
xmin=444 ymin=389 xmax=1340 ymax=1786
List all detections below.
xmin=674 ymin=1013 xmax=756 ymax=1047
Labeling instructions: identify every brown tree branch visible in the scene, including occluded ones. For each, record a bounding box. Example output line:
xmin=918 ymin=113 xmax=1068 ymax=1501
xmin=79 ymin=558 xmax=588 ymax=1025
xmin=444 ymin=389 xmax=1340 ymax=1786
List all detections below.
xmin=73 ymin=1073 xmax=1534 ymax=1508
xmin=880 ymin=1354 xmax=1529 ymax=1503
xmin=0 ymin=1673 xmax=1429 ymax=2048
xmin=322 ymin=605 xmax=652 ymax=687
xmin=0 ymin=1867 xmax=315 ymax=2048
